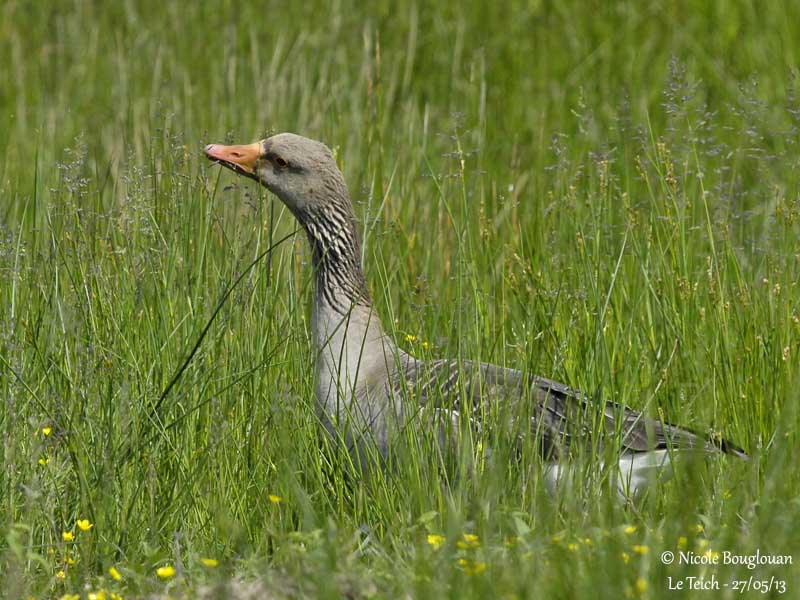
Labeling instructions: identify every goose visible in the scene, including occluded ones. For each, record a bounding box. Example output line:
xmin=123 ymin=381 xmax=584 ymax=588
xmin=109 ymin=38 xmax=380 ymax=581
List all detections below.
xmin=204 ymin=133 xmax=747 ymax=496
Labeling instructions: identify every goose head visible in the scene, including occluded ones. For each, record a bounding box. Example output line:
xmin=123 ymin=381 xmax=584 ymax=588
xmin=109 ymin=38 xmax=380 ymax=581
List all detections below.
xmin=204 ymin=133 xmax=348 ymax=218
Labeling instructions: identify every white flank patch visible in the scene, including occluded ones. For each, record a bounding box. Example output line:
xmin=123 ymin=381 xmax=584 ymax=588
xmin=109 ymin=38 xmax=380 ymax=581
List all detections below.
xmin=544 ymin=449 xmax=673 ymax=501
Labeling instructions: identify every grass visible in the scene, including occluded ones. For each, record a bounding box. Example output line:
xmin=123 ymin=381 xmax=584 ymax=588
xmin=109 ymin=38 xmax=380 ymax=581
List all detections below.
xmin=1 ymin=0 xmax=800 ymax=597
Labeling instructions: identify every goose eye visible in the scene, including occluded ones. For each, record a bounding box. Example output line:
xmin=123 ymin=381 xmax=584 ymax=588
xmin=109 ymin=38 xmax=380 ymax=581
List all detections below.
xmin=275 ymin=156 xmax=288 ymax=168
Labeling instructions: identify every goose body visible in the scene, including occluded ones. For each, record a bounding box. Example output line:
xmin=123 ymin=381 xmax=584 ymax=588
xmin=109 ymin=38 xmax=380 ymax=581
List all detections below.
xmin=205 ymin=133 xmax=746 ymax=496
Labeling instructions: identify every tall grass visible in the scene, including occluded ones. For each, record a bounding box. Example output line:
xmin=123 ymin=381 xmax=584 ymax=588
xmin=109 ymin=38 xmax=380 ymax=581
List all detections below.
xmin=1 ymin=1 xmax=799 ymax=597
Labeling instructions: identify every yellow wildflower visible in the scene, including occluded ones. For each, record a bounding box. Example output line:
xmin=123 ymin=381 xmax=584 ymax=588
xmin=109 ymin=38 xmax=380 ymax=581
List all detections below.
xmin=38 ymin=457 xmax=50 ymax=466
xmin=694 ymin=523 xmax=704 ymax=534
xmin=635 ymin=578 xmax=648 ymax=594
xmin=62 ymin=531 xmax=74 ymax=542
xmin=677 ymin=536 xmax=687 ymax=549
xmin=404 ymin=334 xmax=417 ymax=343
xmin=567 ymin=543 xmax=579 ymax=551
xmin=457 ymin=558 xmax=487 ymax=575
xmin=632 ymin=545 xmax=649 ymax=555
xmin=56 ymin=569 xmax=66 ymax=579
xmin=64 ymin=554 xmax=76 ymax=565
xmin=108 ymin=566 xmax=122 ymax=581
xmin=200 ymin=557 xmax=219 ymax=567
xmin=77 ymin=519 xmax=93 ymax=532
xmin=427 ymin=534 xmax=446 ymax=550
xmin=422 ymin=341 xmax=430 ymax=350
xmin=60 ymin=595 xmax=80 ymax=600
xmin=456 ymin=533 xmax=480 ymax=549
xmin=88 ymin=591 xmax=108 ymax=600
xmin=268 ymin=494 xmax=282 ymax=504
xmin=696 ymin=538 xmax=709 ymax=549
xmin=42 ymin=426 xmax=53 ymax=436
xmin=624 ymin=525 xmax=637 ymax=534
xmin=156 ymin=565 xmax=175 ymax=578
xmin=469 ymin=561 xmax=487 ymax=575
xmin=621 ymin=551 xmax=630 ymax=564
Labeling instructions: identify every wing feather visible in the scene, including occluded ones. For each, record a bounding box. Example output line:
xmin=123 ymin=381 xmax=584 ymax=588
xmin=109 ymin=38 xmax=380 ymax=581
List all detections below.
xmin=399 ymin=357 xmax=746 ymax=459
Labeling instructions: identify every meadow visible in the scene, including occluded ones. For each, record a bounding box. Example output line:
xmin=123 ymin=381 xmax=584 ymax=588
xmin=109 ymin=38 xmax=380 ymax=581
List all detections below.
xmin=1 ymin=1 xmax=799 ymax=597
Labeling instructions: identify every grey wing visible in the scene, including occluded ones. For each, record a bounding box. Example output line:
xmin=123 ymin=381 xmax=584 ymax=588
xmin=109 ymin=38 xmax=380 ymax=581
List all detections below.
xmin=400 ymin=358 xmax=747 ymax=459
xmin=529 ymin=375 xmax=747 ymax=457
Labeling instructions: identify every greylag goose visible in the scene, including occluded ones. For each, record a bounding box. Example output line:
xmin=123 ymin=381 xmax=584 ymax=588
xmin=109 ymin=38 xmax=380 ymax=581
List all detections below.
xmin=204 ymin=133 xmax=747 ymax=496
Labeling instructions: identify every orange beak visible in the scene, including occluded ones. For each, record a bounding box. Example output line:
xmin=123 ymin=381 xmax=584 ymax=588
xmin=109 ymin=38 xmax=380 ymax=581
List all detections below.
xmin=204 ymin=142 xmax=262 ymax=177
